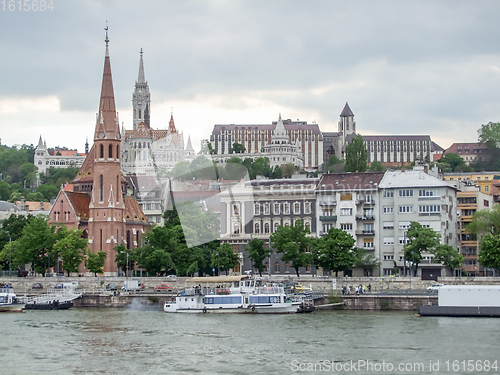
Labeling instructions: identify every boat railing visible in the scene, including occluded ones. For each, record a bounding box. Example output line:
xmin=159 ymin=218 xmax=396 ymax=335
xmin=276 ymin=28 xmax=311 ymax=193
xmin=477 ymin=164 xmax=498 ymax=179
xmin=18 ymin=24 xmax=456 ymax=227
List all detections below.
xmin=21 ymin=289 xmax=82 ymax=305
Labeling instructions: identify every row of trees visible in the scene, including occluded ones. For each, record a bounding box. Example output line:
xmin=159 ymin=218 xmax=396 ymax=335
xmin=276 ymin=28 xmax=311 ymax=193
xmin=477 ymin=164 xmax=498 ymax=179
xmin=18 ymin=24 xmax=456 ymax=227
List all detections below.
xmin=0 ymin=214 xmax=106 ymax=276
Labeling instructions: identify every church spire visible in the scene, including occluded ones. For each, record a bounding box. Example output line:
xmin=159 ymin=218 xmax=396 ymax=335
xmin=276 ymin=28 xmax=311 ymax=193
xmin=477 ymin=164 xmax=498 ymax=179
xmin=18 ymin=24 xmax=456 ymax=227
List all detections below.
xmin=94 ymin=25 xmax=119 ymax=141
xmin=132 ymin=49 xmax=151 ymax=130
xmin=138 ymin=48 xmax=145 ymax=84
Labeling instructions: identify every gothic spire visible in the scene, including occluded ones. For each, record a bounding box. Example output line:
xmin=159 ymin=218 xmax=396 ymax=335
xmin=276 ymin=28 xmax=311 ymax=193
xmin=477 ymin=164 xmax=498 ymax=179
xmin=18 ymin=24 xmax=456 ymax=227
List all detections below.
xmin=94 ymin=26 xmax=119 ymax=141
xmin=168 ymin=108 xmax=177 ymax=134
xmin=138 ymin=48 xmax=146 ymax=84
xmin=37 ymin=135 xmax=44 ymax=148
xmin=340 ymin=102 xmax=354 ymax=117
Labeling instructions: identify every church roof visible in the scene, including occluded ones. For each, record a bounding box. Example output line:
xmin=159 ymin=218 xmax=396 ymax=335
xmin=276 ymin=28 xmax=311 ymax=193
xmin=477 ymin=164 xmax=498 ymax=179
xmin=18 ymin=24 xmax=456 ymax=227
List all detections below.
xmin=124 ymin=196 xmax=149 ymax=224
xmin=168 ymin=111 xmax=177 ymax=134
xmin=72 ymin=145 xmax=95 ymax=183
xmin=340 ymin=102 xmax=354 ymax=117
xmin=65 ymin=191 xmax=91 ymax=220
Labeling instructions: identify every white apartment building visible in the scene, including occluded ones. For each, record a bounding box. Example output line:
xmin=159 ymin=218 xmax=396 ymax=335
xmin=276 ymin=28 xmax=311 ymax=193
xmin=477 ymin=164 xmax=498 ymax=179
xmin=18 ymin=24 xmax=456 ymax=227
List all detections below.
xmin=378 ymin=168 xmax=458 ymax=279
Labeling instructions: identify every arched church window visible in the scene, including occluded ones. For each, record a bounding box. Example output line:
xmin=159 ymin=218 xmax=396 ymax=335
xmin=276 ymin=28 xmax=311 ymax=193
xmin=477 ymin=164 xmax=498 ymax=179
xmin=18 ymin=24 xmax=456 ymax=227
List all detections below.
xmin=109 ymin=144 xmax=113 ymax=159
xmin=116 ymin=145 xmax=120 ymax=159
xmin=100 ymin=144 xmax=104 ymax=158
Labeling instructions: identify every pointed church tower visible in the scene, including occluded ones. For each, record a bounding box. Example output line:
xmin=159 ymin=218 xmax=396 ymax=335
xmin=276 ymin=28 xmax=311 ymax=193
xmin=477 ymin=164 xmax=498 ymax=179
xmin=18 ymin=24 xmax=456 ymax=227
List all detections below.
xmin=271 ymin=113 xmax=289 ymax=144
xmin=88 ymin=29 xmax=126 ymax=274
xmin=338 ymin=102 xmax=356 ymax=145
xmin=132 ymin=48 xmax=150 ymax=130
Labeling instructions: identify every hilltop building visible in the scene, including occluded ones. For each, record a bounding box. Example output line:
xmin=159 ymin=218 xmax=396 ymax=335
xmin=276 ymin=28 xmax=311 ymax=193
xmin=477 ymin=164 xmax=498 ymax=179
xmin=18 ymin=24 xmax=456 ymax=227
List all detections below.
xmin=209 ymin=116 xmax=322 ymax=171
xmin=34 ymin=137 xmax=88 ymax=175
xmin=443 ymin=142 xmax=489 ymax=165
xmin=121 ymin=50 xmax=195 ymax=176
xmin=48 ymin=32 xmax=149 ymax=276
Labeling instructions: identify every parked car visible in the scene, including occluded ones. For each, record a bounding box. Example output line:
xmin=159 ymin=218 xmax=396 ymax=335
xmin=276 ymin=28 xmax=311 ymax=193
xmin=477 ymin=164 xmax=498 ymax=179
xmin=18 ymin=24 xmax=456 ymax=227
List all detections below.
xmin=106 ymin=283 xmax=117 ymax=291
xmin=427 ymin=283 xmax=445 ymax=292
xmin=32 ymin=283 xmax=43 ymax=289
xmin=155 ymin=284 xmax=172 ymax=290
xmin=54 ymin=283 xmax=63 ymax=289
xmin=166 ymin=275 xmax=177 ymax=278
xmin=2 ymin=283 xmax=13 ymax=288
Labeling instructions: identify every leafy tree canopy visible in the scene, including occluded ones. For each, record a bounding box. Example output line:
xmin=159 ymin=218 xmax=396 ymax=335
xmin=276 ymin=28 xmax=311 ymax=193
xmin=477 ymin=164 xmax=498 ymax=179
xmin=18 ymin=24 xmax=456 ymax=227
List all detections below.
xmin=403 ymin=222 xmax=440 ymax=276
xmin=344 ymin=134 xmax=367 ymax=172
xmin=478 ymin=234 xmax=500 ymax=272
xmin=270 ymin=220 xmax=312 ymax=277
xmin=313 ymin=227 xmax=356 ymax=276
xmin=433 ymin=244 xmax=464 ymax=271
xmin=246 ymin=238 xmax=271 ymax=277
xmin=211 ymin=242 xmax=239 ymax=275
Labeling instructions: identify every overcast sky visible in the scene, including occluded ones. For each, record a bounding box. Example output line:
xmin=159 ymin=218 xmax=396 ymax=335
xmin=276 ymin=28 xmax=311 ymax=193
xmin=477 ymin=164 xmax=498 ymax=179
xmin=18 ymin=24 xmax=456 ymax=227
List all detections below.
xmin=1 ymin=0 xmax=499 ymax=153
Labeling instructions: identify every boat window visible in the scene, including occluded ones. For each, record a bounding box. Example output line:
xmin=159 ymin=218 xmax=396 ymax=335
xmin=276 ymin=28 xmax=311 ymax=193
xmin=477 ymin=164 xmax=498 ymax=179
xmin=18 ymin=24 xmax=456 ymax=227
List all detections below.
xmin=205 ymin=296 xmax=242 ymax=304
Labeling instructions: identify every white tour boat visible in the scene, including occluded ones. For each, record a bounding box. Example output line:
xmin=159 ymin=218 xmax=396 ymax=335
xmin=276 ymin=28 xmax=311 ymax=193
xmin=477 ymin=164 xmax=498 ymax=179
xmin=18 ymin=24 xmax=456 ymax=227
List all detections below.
xmin=0 ymin=288 xmax=25 ymax=312
xmin=164 ymin=275 xmax=301 ymax=314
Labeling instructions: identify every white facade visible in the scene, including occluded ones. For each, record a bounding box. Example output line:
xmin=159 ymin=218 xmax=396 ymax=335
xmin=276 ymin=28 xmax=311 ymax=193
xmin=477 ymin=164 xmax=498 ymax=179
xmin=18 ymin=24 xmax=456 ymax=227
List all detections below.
xmin=34 ymin=136 xmax=86 ymax=175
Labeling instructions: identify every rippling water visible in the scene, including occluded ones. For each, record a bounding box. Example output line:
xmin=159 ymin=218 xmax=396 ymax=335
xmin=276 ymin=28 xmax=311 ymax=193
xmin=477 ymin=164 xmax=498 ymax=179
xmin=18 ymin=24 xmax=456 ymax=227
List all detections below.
xmin=1 ymin=305 xmax=499 ymax=374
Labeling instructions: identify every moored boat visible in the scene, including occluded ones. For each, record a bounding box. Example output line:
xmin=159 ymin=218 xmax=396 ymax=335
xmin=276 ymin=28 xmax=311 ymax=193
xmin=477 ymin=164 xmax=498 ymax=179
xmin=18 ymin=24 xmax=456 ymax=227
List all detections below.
xmin=164 ymin=275 xmax=302 ymax=314
xmin=0 ymin=288 xmax=25 ymax=312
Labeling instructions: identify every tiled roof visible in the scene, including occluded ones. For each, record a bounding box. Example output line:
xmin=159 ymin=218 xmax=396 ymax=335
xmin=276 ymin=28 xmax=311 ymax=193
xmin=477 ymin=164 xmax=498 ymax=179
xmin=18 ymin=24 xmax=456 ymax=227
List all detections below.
xmin=72 ymin=145 xmax=95 ymax=183
xmin=65 ymin=191 xmax=91 ymax=220
xmin=317 ymin=172 xmax=384 ymax=191
xmin=124 ymin=196 xmax=148 ymax=223
xmin=431 ymin=141 xmax=444 ymax=152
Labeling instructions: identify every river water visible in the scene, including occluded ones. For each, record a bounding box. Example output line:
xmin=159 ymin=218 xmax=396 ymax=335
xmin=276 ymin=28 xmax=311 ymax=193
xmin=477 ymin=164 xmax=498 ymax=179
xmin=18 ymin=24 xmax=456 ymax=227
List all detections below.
xmin=1 ymin=305 xmax=499 ymax=375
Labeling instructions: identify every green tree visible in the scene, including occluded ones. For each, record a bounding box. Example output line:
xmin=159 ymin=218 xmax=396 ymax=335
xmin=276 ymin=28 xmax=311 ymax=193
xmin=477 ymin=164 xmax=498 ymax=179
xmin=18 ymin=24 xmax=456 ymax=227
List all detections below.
xmin=281 ymin=163 xmax=296 ymax=178
xmin=114 ymin=244 xmax=134 ymax=274
xmin=466 ymin=205 xmax=500 ymax=236
xmin=4 ymin=215 xmax=60 ymax=275
xmin=54 ymin=227 xmax=88 ymax=276
xmin=438 ymin=153 xmax=467 ymax=172
xmin=270 ymin=220 xmax=312 ymax=277
xmin=230 ymin=143 xmax=246 ymax=154
xmin=353 ymin=248 xmax=381 ymax=274
xmin=344 ymin=134 xmax=367 ymax=172
xmin=478 ymin=234 xmax=500 ymax=272
xmin=211 ymin=242 xmax=239 ymax=275
xmin=19 ymin=163 xmax=38 ymax=187
xmin=312 ymin=227 xmax=356 ymax=276
xmin=368 ymin=161 xmax=386 ymax=172
xmin=246 ymin=238 xmax=271 ymax=277
xmin=35 ymin=184 xmax=60 ymax=201
xmin=249 ymin=157 xmax=271 ymax=179
xmin=478 ymin=122 xmax=500 ymax=147
xmin=0 ymin=180 xmax=12 ymax=201
xmin=85 ymin=250 xmax=107 ymax=276
xmin=432 ymin=244 xmax=464 ymax=273
xmin=26 ymin=192 xmax=47 ymax=202
xmin=403 ymin=222 xmax=440 ymax=276
xmin=322 ymin=155 xmax=345 ymax=174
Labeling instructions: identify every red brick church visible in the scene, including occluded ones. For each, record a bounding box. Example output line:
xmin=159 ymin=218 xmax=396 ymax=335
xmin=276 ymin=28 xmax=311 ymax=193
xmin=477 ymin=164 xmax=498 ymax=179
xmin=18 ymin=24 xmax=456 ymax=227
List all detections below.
xmin=48 ymin=32 xmax=149 ymax=275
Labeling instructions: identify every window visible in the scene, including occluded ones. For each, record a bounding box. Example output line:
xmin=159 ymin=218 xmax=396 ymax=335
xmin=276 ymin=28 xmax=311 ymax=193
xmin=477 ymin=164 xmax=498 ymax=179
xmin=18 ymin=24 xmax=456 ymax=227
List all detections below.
xmin=284 ymin=203 xmax=290 ymax=215
xmin=100 ymin=144 xmax=104 ymax=158
xmin=264 ymin=223 xmax=270 ymax=234
xmin=383 ymin=255 xmax=394 ymax=260
xmin=399 ymin=237 xmax=409 ymax=245
xmin=233 ymin=204 xmax=239 ymax=216
xmin=418 ymin=189 xmax=439 ymax=197
xmin=383 ymin=237 xmax=394 ymax=245
xmin=383 ymin=206 xmax=394 ymax=214
xmin=254 ymin=204 xmax=260 ymax=215
xmin=399 ymin=206 xmax=413 ymax=213
xmin=264 ymin=203 xmax=270 ymax=215
xmin=340 ymin=208 xmax=352 ymax=216
xmin=293 ymin=202 xmax=300 ymax=214
xmin=285 ymin=263 xmax=290 ymax=273
xmin=383 ymin=221 xmax=394 ymax=229
xmin=364 ymin=194 xmax=373 ymax=203
xmin=99 ymin=175 xmax=103 ymax=202
xmin=109 ymin=144 xmax=113 ymax=159
xmin=305 ymin=222 xmax=311 ymax=231
xmin=399 ymin=189 xmax=413 ymax=197
xmin=418 ymin=205 xmax=440 ymax=213
xmin=233 ymin=223 xmax=240 ymax=234
xmin=363 ymin=224 xmax=374 ymax=233
xmin=275 ymin=263 xmax=280 ymax=273
xmin=363 ymin=240 xmax=374 ymax=248
xmin=383 ymin=190 xmax=394 ymax=198
xmin=274 ymin=203 xmax=280 ymax=215
xmin=232 ymin=244 xmax=239 ymax=253
xmin=254 ymin=222 xmax=260 ymax=234
xmin=340 ymin=223 xmax=353 ymax=231
xmin=274 ymin=222 xmax=280 ymax=232
xmin=486 ymin=186 xmax=489 ymax=192
xmin=304 ymin=202 xmax=311 ymax=214
xmin=399 ymin=221 xmax=411 ymax=230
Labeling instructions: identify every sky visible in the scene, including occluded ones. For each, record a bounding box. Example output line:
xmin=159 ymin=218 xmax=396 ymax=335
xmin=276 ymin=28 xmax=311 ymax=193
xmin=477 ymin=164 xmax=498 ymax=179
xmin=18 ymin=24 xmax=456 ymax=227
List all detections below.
xmin=1 ymin=0 xmax=500 ymax=154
